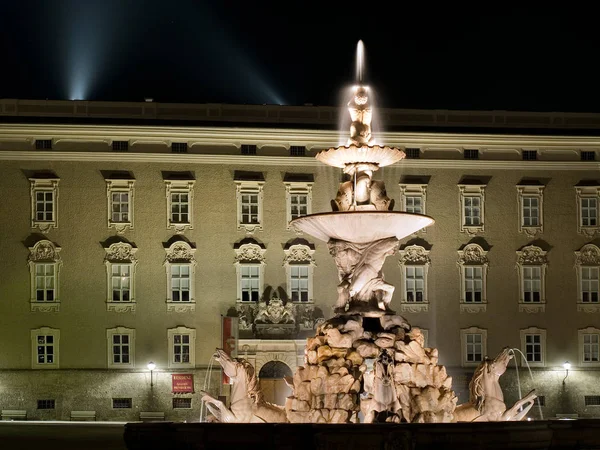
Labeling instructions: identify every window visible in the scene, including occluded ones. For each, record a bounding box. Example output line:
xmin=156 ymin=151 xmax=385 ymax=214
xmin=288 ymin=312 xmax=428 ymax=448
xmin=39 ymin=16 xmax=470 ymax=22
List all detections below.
xmin=35 ymin=139 xmax=52 ymax=150
xmin=31 ymin=327 xmax=59 ymax=369
xmin=172 ymin=142 xmax=188 ymax=153
xmin=579 ymin=328 xmax=600 ymax=366
xmin=399 ymin=183 xmax=427 ymax=233
xmin=575 ymin=244 xmax=600 ymax=312
xmin=30 ymin=177 xmax=59 ymax=233
xmin=464 ymin=149 xmax=479 ymax=160
xmin=112 ymin=141 xmax=129 ymax=152
xmin=460 ymin=327 xmax=487 ymax=367
xmin=398 ymin=245 xmax=431 ymax=312
xmin=284 ymin=242 xmax=316 ymax=303
xmin=581 ymin=151 xmax=596 ymax=161
xmin=112 ymin=398 xmax=132 ymax=409
xmin=241 ymin=144 xmax=257 ymax=155
xmin=104 ymin=242 xmax=138 ymax=312
xmin=284 ymin=178 xmax=313 ymax=229
xmin=168 ymin=327 xmax=196 ymax=368
xmin=234 ymin=240 xmax=266 ymax=303
xmin=37 ymin=400 xmax=55 ymax=410
xmin=576 ymin=185 xmax=600 ymax=237
xmin=28 ymin=240 xmax=62 ymax=312
xmin=458 ymin=184 xmax=485 ymax=234
xmin=164 ymin=241 xmax=197 ymax=312
xmin=290 ymin=145 xmax=306 ymax=157
xmin=522 ymin=150 xmax=537 ymax=161
xmin=173 ymin=398 xmax=192 ymax=409
xmin=457 ymin=244 xmax=488 ymax=313
xmin=585 ymin=396 xmax=600 ymax=406
xmin=516 ymin=246 xmax=547 ymax=313
xmin=107 ymin=327 xmax=135 ymax=369
xmin=106 ymin=178 xmax=134 ymax=234
xmin=517 ymin=184 xmax=544 ymax=236
xmin=404 ymin=148 xmax=420 ymax=159
xmin=235 ymin=178 xmax=264 ymax=233
xmin=165 ymin=179 xmax=195 ymax=233
xmin=520 ymin=327 xmax=546 ymax=367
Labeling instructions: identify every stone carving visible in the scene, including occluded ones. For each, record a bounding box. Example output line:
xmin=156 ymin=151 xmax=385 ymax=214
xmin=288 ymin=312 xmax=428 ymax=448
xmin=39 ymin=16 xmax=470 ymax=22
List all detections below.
xmin=234 ymin=242 xmax=266 ymax=263
xmin=399 ymin=245 xmax=431 ymax=266
xmin=104 ymin=242 xmax=137 ymax=263
xmin=457 ymin=243 xmax=488 ymax=266
xmin=28 ymin=240 xmax=61 ymax=262
xmin=516 ymin=245 xmax=547 ymax=265
xmin=347 ymin=85 xmax=373 ymax=147
xmin=454 ymin=347 xmax=537 ymax=422
xmin=575 ymin=244 xmax=600 ymax=266
xmin=165 ymin=241 xmax=196 ymax=263
xmin=361 ymin=349 xmax=402 ymax=423
xmin=332 ymin=176 xmax=394 ymax=212
xmin=201 ymin=348 xmax=288 ymax=423
xmin=329 ymin=237 xmax=399 ymax=315
xmin=283 ymin=244 xmax=315 ymax=265
xmin=236 ymin=304 xmax=255 ymax=331
xmin=296 ymin=304 xmax=324 ymax=330
xmin=255 ymin=293 xmax=295 ymax=325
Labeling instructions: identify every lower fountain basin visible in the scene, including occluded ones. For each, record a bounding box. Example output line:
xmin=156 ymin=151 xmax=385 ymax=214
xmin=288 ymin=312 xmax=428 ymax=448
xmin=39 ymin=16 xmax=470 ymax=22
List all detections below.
xmin=291 ymin=211 xmax=434 ymax=244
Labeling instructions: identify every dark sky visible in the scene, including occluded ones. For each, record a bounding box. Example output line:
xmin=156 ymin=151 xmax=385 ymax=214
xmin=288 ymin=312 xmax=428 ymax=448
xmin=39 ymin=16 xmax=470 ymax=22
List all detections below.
xmin=1 ymin=2 xmax=599 ymax=112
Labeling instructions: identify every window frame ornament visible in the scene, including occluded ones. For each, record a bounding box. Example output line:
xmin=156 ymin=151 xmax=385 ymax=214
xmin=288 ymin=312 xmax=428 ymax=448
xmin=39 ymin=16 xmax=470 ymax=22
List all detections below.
xmin=30 ymin=177 xmax=59 ymax=233
xmin=460 ymin=327 xmax=487 ymax=367
xmin=284 ymin=181 xmax=313 ymax=230
xmin=104 ymin=242 xmax=138 ymax=312
xmin=579 ymin=327 xmax=600 ymax=367
xmin=234 ymin=241 xmax=266 ymax=303
xmin=516 ymin=245 xmax=548 ymax=313
xmin=398 ymin=245 xmax=431 ymax=312
xmin=576 ymin=185 xmax=600 ymax=237
xmin=520 ymin=327 xmax=546 ymax=368
xmin=106 ymin=327 xmax=135 ymax=369
xmin=235 ymin=180 xmax=265 ymax=234
xmin=283 ymin=243 xmax=316 ymax=303
xmin=457 ymin=243 xmax=488 ymax=313
xmin=575 ymin=244 xmax=600 ymax=313
xmin=164 ymin=179 xmax=195 ymax=234
xmin=31 ymin=327 xmax=60 ymax=369
xmin=399 ymin=183 xmax=428 ymax=233
xmin=517 ymin=184 xmax=544 ymax=237
xmin=28 ymin=240 xmax=62 ymax=312
xmin=106 ymin=178 xmax=135 ymax=234
xmin=164 ymin=240 xmax=197 ymax=312
xmin=458 ymin=184 xmax=486 ymax=234
xmin=167 ymin=326 xmax=196 ymax=369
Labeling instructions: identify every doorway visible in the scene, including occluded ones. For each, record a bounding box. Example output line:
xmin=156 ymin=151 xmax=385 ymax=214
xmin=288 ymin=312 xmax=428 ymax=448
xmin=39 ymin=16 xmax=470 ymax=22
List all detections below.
xmin=258 ymin=361 xmax=293 ymax=407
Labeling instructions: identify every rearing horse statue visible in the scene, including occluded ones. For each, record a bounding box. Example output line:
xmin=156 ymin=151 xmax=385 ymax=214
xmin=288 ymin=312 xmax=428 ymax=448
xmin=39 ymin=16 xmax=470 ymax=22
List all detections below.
xmin=200 ymin=348 xmax=288 ymax=423
xmin=454 ymin=347 xmax=537 ymax=422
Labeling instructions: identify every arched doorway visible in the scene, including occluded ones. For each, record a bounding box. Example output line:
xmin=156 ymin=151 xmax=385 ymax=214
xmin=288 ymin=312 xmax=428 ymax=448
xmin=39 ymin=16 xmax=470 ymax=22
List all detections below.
xmin=258 ymin=361 xmax=293 ymax=407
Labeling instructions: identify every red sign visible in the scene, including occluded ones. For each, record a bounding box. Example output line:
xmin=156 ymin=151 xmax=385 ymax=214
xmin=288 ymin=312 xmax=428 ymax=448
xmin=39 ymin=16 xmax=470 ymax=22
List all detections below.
xmin=221 ymin=316 xmax=239 ymax=384
xmin=172 ymin=374 xmax=194 ymax=393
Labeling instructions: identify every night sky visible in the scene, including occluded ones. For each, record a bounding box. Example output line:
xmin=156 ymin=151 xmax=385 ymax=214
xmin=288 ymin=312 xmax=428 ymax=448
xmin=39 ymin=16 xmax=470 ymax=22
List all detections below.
xmin=1 ymin=2 xmax=599 ymax=112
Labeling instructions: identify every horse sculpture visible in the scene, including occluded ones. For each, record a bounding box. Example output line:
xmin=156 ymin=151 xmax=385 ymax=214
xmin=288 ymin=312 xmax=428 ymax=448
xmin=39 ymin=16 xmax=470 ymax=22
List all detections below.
xmin=200 ymin=348 xmax=288 ymax=423
xmin=454 ymin=347 xmax=537 ymax=422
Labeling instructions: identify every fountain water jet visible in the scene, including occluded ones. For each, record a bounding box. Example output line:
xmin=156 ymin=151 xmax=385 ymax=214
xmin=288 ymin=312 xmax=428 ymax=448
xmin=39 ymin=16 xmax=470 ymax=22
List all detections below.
xmin=509 ymin=348 xmax=544 ymax=420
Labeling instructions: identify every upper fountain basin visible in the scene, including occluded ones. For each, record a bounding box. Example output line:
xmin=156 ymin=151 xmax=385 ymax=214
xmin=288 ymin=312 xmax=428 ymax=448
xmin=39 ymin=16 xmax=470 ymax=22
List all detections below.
xmin=316 ymin=145 xmax=405 ymax=169
xmin=291 ymin=211 xmax=434 ymax=244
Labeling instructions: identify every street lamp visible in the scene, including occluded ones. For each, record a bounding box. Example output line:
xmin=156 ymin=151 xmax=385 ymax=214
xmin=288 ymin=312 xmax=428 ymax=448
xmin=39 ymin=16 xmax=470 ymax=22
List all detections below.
xmin=148 ymin=361 xmax=156 ymax=387
xmin=562 ymin=361 xmax=571 ymax=384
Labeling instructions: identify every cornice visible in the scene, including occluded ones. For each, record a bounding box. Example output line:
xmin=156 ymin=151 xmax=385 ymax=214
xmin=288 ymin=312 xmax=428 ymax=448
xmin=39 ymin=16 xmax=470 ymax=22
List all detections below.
xmin=1 ymin=150 xmax=599 ymax=170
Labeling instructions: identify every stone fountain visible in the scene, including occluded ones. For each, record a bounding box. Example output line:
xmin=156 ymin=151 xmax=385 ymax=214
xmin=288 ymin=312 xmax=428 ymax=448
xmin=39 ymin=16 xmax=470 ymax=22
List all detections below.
xmin=283 ymin=75 xmax=457 ymax=424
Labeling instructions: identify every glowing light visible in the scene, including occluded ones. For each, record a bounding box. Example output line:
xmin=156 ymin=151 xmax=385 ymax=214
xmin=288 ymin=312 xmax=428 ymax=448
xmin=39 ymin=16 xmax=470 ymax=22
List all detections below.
xmin=563 ymin=361 xmax=571 ymax=370
xmin=147 ymin=361 xmax=156 ymax=371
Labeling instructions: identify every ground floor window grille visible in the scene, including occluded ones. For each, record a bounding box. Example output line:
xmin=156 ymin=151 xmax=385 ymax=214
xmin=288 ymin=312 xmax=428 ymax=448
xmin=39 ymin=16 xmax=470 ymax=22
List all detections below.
xmin=37 ymin=399 xmax=55 ymax=409
xmin=585 ymin=395 xmax=600 ymax=406
xmin=112 ymin=398 xmax=132 ymax=409
xmin=173 ymin=398 xmax=192 ymax=409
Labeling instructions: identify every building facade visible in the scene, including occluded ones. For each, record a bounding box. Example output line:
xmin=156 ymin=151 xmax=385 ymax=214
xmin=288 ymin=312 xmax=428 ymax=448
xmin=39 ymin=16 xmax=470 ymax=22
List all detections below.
xmin=1 ymin=99 xmax=600 ymax=421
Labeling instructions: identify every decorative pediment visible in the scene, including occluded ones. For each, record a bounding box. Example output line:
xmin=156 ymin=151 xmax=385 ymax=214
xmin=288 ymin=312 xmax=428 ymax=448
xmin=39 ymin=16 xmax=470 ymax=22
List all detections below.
xmin=234 ymin=242 xmax=266 ymax=264
xmin=516 ymin=245 xmax=547 ymax=265
xmin=457 ymin=243 xmax=488 ymax=266
xmin=283 ymin=244 xmax=316 ymax=265
xmin=104 ymin=242 xmax=137 ymax=263
xmin=255 ymin=293 xmax=296 ymax=325
xmin=575 ymin=244 xmax=600 ymax=266
xmin=28 ymin=240 xmax=61 ymax=263
xmin=165 ymin=240 xmax=196 ymax=263
xmin=399 ymin=245 xmax=431 ymax=266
